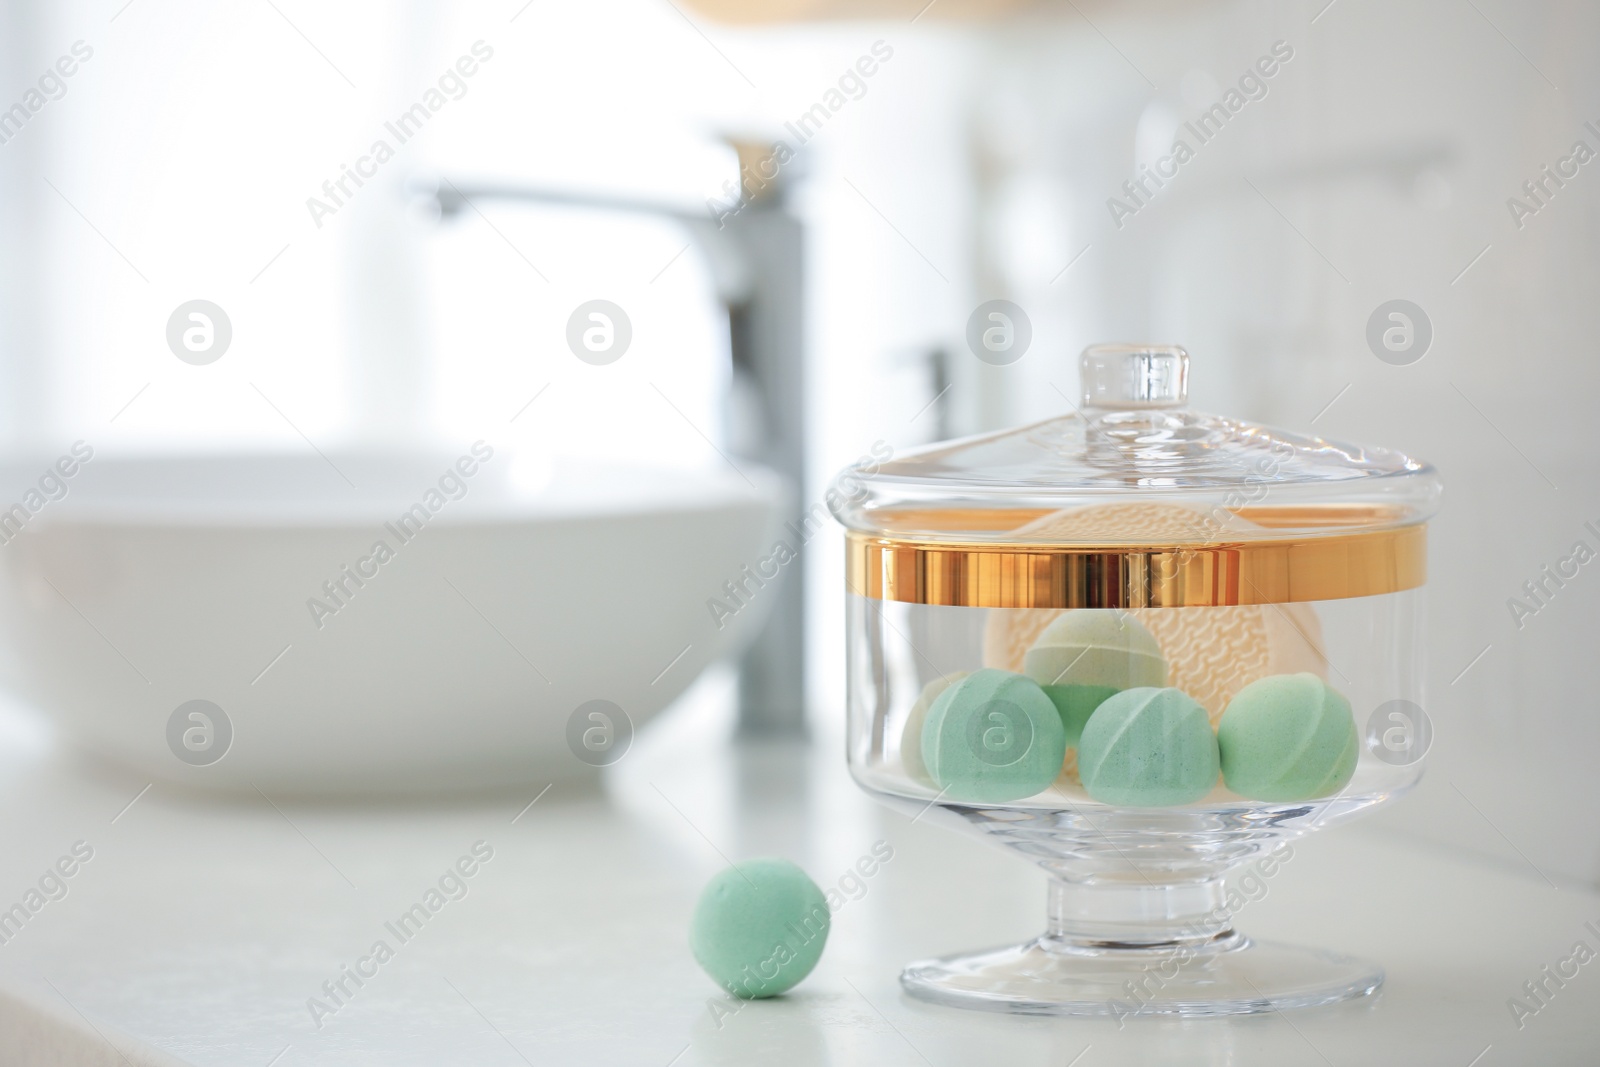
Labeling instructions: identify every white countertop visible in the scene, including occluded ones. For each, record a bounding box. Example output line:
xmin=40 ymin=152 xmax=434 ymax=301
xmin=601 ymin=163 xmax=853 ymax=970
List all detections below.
xmin=0 ymin=691 xmax=1595 ymax=1067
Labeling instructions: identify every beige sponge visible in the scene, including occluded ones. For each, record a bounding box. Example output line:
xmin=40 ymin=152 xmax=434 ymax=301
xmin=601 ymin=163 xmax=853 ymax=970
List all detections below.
xmin=982 ymin=503 xmax=1328 ymax=726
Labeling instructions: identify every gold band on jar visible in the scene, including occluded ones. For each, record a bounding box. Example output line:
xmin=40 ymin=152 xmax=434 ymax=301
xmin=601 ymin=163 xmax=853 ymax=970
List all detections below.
xmin=844 ymin=524 xmax=1426 ymax=607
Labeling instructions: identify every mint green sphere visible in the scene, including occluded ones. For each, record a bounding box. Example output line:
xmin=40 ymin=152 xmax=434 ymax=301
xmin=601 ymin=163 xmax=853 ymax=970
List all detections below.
xmin=1218 ymin=673 xmax=1358 ymax=802
xmin=1078 ymin=687 xmax=1219 ymax=806
xmin=922 ymin=669 xmax=1067 ymax=803
xmin=1040 ymin=684 xmax=1119 ymax=748
xmin=901 ymin=671 xmax=969 ymax=785
xmin=690 ymin=859 xmax=830 ymax=998
xmin=1023 ymin=610 xmax=1167 ymax=691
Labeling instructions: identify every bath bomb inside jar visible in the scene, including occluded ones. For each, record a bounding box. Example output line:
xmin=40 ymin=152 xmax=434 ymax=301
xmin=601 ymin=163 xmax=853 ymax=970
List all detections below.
xmin=1077 ymin=687 xmax=1220 ymax=807
xmin=900 ymin=671 xmax=969 ymax=785
xmin=1217 ymin=673 xmax=1358 ymax=802
xmin=921 ymin=669 xmax=1066 ymax=803
xmin=1022 ymin=610 xmax=1166 ymax=747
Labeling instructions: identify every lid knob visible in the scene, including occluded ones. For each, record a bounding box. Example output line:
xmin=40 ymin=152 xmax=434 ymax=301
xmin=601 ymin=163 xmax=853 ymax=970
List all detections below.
xmin=1080 ymin=344 xmax=1189 ymax=410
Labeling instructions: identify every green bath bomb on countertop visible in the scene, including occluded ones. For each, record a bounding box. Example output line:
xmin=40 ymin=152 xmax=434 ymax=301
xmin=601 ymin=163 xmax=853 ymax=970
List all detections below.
xmin=691 ymin=859 xmax=830 ymax=998
xmin=922 ymin=668 xmax=1067 ymax=803
xmin=901 ymin=671 xmax=969 ymax=785
xmin=1078 ymin=687 xmax=1219 ymax=807
xmin=1023 ymin=610 xmax=1167 ymax=693
xmin=1218 ymin=673 xmax=1358 ymax=802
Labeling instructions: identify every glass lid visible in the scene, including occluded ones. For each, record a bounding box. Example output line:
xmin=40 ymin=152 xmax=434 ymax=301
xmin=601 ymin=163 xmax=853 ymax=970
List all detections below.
xmin=831 ymin=344 xmax=1440 ymax=546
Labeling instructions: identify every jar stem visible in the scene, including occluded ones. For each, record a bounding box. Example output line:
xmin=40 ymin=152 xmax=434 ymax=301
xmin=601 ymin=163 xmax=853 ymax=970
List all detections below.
xmin=1042 ymin=876 xmax=1238 ymax=955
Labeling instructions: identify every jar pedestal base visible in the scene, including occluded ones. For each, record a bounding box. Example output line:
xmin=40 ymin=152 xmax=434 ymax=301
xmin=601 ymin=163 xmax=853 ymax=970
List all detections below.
xmin=900 ymin=935 xmax=1382 ymax=1017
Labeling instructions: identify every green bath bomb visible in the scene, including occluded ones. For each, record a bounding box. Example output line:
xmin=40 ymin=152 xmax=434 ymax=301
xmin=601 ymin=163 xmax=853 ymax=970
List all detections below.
xmin=1040 ymin=684 xmax=1119 ymax=749
xmin=1078 ymin=687 xmax=1220 ymax=806
xmin=1218 ymin=673 xmax=1358 ymax=802
xmin=691 ymin=859 xmax=830 ymax=998
xmin=1023 ymin=610 xmax=1167 ymax=692
xmin=922 ymin=668 xmax=1067 ymax=803
xmin=901 ymin=672 xmax=970 ymax=784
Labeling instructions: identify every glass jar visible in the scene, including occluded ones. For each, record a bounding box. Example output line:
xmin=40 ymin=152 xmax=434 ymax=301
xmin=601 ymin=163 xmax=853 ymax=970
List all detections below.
xmin=828 ymin=344 xmax=1440 ymax=1017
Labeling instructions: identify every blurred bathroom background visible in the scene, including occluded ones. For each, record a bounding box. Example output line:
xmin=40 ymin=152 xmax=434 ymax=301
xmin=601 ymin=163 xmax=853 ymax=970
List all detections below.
xmin=1 ymin=0 xmax=1597 ymax=883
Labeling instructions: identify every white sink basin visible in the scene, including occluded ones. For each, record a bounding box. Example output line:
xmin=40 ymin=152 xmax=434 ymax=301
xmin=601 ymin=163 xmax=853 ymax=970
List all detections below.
xmin=0 ymin=450 xmax=784 ymax=794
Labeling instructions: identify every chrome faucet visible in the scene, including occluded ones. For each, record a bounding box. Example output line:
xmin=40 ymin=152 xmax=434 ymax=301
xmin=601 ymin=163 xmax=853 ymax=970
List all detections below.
xmin=426 ymin=143 xmax=809 ymax=735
